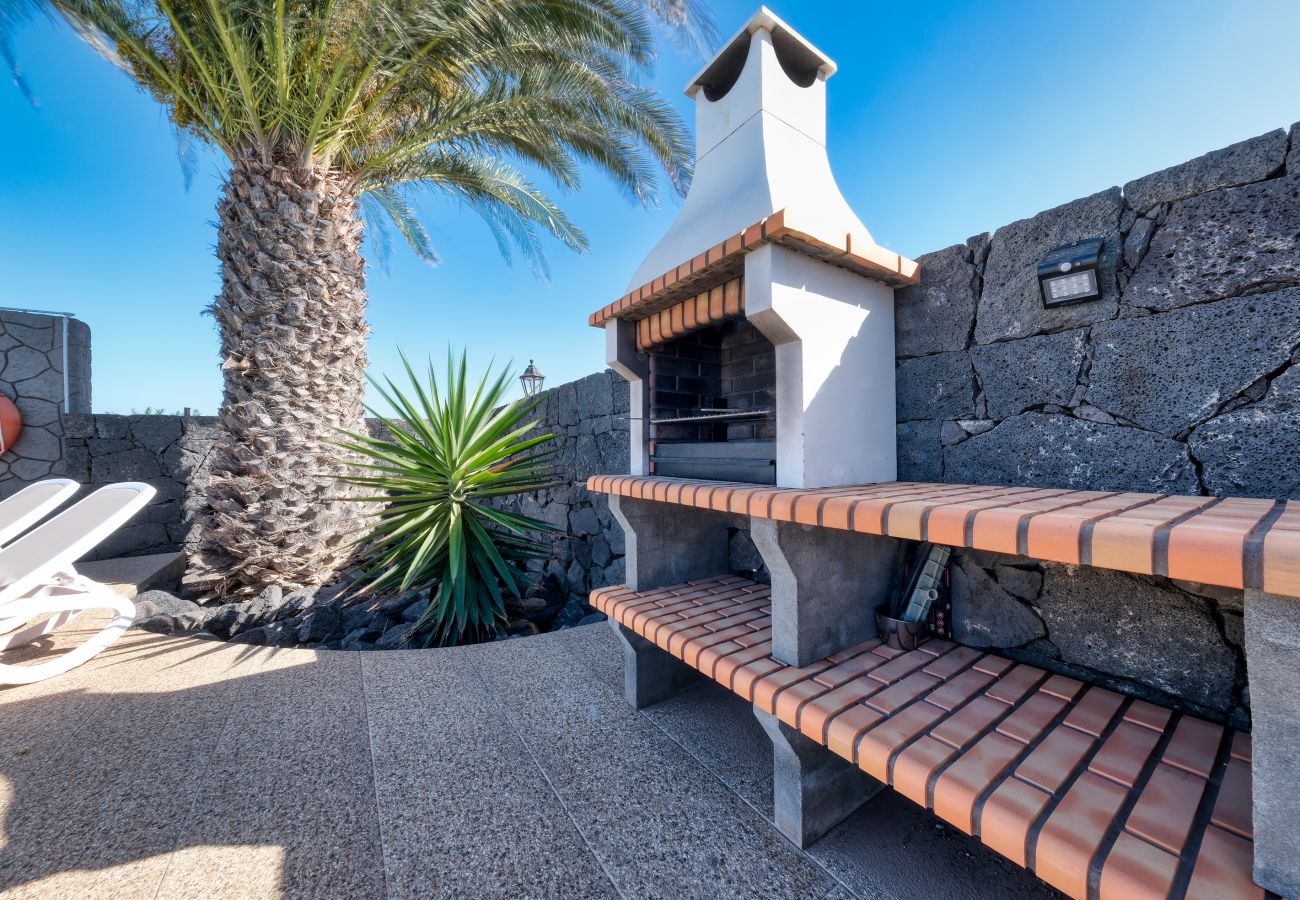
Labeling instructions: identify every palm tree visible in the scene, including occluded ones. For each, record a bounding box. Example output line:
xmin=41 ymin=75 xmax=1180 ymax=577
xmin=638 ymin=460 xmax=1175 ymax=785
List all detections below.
xmin=26 ymin=0 xmax=714 ymax=599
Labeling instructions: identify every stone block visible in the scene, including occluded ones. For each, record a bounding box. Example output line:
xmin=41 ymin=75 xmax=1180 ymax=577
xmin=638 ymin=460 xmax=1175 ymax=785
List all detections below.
xmin=95 ymin=416 xmax=131 ymax=440
xmin=550 ymin=383 xmax=578 ymax=427
xmin=896 ymin=351 xmax=976 ymax=421
xmin=992 ymin=564 xmax=1042 ymax=602
xmin=1190 ymin=365 xmax=1300 ymax=498
xmin=950 ymin=556 xmax=1045 ymax=649
xmin=1123 ymin=128 xmax=1287 ymax=212
xmin=92 ymin=447 xmax=166 ymax=482
xmin=8 ymin=457 xmax=53 ymax=481
xmin=896 ymin=420 xmax=943 ymax=482
xmin=2 ymin=344 xmax=52 ymax=383
xmin=574 ymin=372 xmax=614 ymax=418
xmin=61 ymin=413 xmax=94 ymax=439
xmin=61 ymin=444 xmax=91 ymax=482
xmin=1124 ymin=177 xmax=1300 ymax=311
xmin=1122 ymin=215 xmax=1157 ymax=271
xmin=975 ymin=188 xmax=1123 ymax=344
xmin=894 ymin=243 xmax=977 ymax=357
xmin=1039 ymin=567 xmax=1237 ymax=712
xmin=1243 ymin=588 xmax=1300 ymax=897
xmin=567 ymin=506 xmax=601 ymax=537
xmin=0 ymin=312 xmax=56 ymax=350
xmin=971 ymin=328 xmax=1087 ymax=420
xmin=943 ymin=413 xmax=1199 ymax=494
xmin=1089 ymin=289 xmax=1300 ymax=437
xmin=14 ymin=396 xmax=59 ymax=428
xmin=129 ymin=415 xmax=184 ymax=454
xmin=13 ymin=425 xmax=60 ymax=462
xmin=1289 ymin=120 xmax=1300 ymax=175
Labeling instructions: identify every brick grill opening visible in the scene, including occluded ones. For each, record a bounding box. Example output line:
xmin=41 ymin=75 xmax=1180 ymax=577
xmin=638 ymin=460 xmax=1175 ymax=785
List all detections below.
xmin=648 ymin=318 xmax=777 ymax=483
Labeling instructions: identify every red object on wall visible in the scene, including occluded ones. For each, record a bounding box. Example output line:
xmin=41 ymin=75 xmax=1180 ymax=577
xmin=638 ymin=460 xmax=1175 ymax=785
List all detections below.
xmin=0 ymin=396 xmax=22 ymax=455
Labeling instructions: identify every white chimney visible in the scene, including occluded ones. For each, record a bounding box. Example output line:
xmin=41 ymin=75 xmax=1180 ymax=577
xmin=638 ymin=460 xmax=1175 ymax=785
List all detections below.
xmin=601 ymin=8 xmax=918 ymax=490
xmin=628 ymin=7 xmax=869 ymax=290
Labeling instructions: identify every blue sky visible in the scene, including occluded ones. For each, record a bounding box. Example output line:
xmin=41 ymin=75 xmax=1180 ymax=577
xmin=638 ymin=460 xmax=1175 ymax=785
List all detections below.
xmin=3 ymin=0 xmax=1299 ymax=413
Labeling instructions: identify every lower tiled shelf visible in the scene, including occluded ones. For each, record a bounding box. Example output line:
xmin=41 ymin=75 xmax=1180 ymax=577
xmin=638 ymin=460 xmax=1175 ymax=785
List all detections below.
xmin=592 ymin=575 xmax=1259 ymax=900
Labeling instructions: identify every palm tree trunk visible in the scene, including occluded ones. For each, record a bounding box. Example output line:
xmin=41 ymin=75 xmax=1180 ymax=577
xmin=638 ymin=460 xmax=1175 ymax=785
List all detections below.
xmin=184 ymin=153 xmax=369 ymax=600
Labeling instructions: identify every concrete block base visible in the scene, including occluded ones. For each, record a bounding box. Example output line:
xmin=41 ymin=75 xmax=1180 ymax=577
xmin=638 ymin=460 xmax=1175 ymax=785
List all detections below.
xmin=755 ymin=707 xmax=881 ymax=848
xmin=609 ymin=620 xmax=704 ymax=709
xmin=750 ymin=518 xmax=903 ymax=666
xmin=610 ymin=495 xmax=729 ymax=592
xmin=1244 ymin=588 xmax=1300 ymax=897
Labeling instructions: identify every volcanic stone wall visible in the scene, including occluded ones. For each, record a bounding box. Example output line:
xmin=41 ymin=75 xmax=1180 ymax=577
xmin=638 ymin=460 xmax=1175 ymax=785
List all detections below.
xmin=888 ymin=123 xmax=1300 ymax=725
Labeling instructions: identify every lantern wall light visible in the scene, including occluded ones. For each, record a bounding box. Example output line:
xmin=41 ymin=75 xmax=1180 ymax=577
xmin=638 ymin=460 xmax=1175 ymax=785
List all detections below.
xmin=519 ymin=360 xmax=545 ymax=397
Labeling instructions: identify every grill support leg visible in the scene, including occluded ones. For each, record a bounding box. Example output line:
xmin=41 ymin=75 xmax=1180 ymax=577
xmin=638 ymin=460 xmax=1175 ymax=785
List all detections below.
xmin=608 ymin=620 xmax=704 ymax=709
xmin=610 ymin=495 xmax=729 ymax=592
xmin=755 ymin=707 xmax=881 ymax=848
xmin=750 ymin=518 xmax=903 ymax=667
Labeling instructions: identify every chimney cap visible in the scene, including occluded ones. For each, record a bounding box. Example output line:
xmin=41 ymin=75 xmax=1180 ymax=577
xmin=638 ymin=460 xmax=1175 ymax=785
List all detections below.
xmin=685 ymin=7 xmax=836 ymax=100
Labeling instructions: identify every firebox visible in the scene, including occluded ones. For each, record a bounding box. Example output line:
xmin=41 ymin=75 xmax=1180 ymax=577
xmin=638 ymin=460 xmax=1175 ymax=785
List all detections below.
xmin=647 ymin=296 xmax=777 ymax=483
xmin=590 ymin=8 xmax=920 ymax=490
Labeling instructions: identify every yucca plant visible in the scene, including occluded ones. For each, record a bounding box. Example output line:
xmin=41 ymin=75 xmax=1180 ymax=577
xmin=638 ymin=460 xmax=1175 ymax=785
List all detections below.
xmin=335 ymin=352 xmax=557 ymax=646
xmin=19 ymin=0 xmax=713 ymax=599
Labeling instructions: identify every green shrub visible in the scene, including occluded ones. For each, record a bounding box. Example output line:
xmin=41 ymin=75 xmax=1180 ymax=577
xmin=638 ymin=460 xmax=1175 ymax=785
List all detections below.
xmin=336 ymin=352 xmax=557 ymax=646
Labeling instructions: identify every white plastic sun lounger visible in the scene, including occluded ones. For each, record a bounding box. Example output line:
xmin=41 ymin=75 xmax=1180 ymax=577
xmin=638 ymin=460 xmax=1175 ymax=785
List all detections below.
xmin=0 ymin=478 xmax=79 ymax=547
xmin=0 ymin=482 xmax=156 ymax=684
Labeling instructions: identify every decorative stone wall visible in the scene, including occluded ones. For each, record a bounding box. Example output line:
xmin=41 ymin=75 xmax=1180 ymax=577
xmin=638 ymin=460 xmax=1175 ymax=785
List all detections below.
xmin=886 ymin=124 xmax=1300 ymax=725
xmin=495 ymin=371 xmax=631 ymax=617
xmin=894 ymin=125 xmax=1300 ymax=495
xmin=52 ymin=374 xmax=634 ymax=604
xmin=60 ymin=414 xmax=220 ymax=560
xmin=0 ymin=310 xmax=91 ymax=487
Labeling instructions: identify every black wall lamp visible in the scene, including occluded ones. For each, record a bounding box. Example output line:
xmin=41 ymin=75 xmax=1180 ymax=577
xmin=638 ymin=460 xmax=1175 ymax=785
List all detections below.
xmin=519 ymin=359 xmax=545 ymax=397
xmin=1038 ymin=238 xmax=1103 ymax=307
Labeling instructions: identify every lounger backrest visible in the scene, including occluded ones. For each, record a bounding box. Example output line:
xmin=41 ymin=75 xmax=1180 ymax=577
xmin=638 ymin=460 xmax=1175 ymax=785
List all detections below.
xmin=0 ymin=479 xmax=80 ymax=547
xmin=0 ymin=482 xmax=156 ymax=603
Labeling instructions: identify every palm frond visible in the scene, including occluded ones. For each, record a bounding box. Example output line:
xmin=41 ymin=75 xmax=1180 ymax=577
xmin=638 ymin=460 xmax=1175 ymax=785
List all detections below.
xmin=32 ymin=0 xmax=710 ymax=268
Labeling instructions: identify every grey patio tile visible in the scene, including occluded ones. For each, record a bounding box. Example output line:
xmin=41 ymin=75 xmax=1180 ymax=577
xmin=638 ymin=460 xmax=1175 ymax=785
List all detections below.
xmin=550 ymin=621 xmax=624 ymax=694
xmin=155 ymin=650 xmax=386 ymax=900
xmin=0 ymin=633 xmax=257 ymax=896
xmin=474 ymin=634 xmax=840 ymax=900
xmin=362 ymin=650 xmax=617 ymax=900
xmin=640 ymin=680 xmax=774 ymax=814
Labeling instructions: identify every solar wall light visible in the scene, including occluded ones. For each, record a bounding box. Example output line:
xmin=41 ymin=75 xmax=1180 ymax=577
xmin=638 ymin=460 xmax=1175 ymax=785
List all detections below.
xmin=1038 ymin=238 xmax=1103 ymax=307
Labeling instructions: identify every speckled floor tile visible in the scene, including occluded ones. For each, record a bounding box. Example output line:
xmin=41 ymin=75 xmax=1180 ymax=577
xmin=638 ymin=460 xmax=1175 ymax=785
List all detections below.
xmin=1 ymin=618 xmax=1065 ymax=900
xmin=363 ymin=649 xmax=616 ymax=899
xmin=474 ymin=635 xmax=839 ymax=900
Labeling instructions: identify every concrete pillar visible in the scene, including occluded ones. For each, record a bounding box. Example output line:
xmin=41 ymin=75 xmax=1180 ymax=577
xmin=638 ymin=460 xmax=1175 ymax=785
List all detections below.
xmin=608 ymin=620 xmax=704 ymax=709
xmin=750 ymin=518 xmax=903 ymax=667
xmin=1243 ymin=588 xmax=1300 ymax=897
xmin=604 ymin=318 xmax=650 ymax=477
xmin=610 ymin=495 xmax=729 ymax=592
xmin=755 ymin=707 xmax=881 ymax=848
